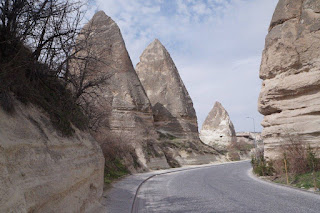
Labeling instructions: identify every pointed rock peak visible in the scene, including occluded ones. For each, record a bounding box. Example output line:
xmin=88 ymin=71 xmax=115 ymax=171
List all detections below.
xmin=88 ymin=10 xmax=115 ymax=27
xmin=140 ymin=39 xmax=169 ymax=61
xmin=209 ymin=101 xmax=228 ymax=117
xmin=148 ymin=38 xmax=167 ymax=51
xmin=92 ymin=10 xmax=109 ymax=19
xmin=203 ymin=101 xmax=233 ymax=130
xmin=214 ymin=101 xmax=223 ymax=108
xmin=150 ymin=38 xmax=164 ymax=48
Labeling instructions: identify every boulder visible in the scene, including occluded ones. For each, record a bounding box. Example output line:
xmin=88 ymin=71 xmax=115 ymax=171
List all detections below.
xmin=258 ymin=0 xmax=320 ymax=159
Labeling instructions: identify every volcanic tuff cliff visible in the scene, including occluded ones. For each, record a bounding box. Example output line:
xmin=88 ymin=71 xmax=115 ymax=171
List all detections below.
xmin=72 ymin=11 xmax=169 ymax=170
xmin=0 ymin=100 xmax=105 ymax=212
xmin=200 ymin=102 xmax=236 ymax=147
xmin=136 ymin=39 xmax=221 ymax=165
xmin=258 ymin=0 xmax=320 ymax=159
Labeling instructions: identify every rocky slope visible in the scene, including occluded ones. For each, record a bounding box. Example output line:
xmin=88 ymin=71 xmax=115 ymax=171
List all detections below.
xmin=0 ymin=100 xmax=105 ymax=213
xmin=72 ymin=11 xmax=169 ymax=170
xmin=136 ymin=39 xmax=221 ymax=166
xmin=200 ymin=102 xmax=236 ymax=148
xmin=258 ymin=0 xmax=320 ymax=159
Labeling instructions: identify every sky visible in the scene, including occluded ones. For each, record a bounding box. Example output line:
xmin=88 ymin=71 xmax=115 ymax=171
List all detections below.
xmin=85 ymin=0 xmax=279 ymax=132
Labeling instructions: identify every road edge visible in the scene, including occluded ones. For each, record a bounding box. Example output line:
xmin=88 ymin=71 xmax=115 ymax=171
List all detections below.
xmin=247 ymin=168 xmax=320 ymax=197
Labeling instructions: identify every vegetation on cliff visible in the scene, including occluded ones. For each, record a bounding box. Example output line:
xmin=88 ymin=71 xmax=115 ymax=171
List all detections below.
xmin=252 ymin=137 xmax=320 ymax=191
xmin=0 ymin=0 xmax=90 ymax=135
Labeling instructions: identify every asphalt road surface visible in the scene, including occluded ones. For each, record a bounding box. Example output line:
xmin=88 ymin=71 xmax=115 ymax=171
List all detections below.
xmin=131 ymin=161 xmax=320 ymax=213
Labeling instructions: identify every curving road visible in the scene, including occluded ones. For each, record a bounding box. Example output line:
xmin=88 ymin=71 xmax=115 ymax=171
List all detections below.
xmin=131 ymin=161 xmax=320 ymax=213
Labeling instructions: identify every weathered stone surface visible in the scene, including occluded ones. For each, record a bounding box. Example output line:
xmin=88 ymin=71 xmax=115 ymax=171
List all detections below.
xmin=136 ymin=39 xmax=221 ymax=165
xmin=136 ymin=39 xmax=199 ymax=140
xmin=200 ymin=102 xmax=236 ymax=147
xmin=73 ymin=12 xmax=169 ymax=170
xmin=0 ymin=100 xmax=105 ymax=213
xmin=258 ymin=0 xmax=320 ymax=159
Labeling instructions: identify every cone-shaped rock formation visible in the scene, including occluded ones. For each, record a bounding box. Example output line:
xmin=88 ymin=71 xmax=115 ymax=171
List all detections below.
xmin=136 ymin=39 xmax=222 ymax=165
xmin=136 ymin=39 xmax=199 ymax=140
xmin=72 ymin=11 xmax=169 ymax=170
xmin=259 ymin=0 xmax=320 ymax=159
xmin=200 ymin=102 xmax=236 ymax=147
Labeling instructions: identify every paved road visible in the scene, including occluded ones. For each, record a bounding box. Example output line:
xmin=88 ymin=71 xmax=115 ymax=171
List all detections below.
xmin=132 ymin=161 xmax=320 ymax=213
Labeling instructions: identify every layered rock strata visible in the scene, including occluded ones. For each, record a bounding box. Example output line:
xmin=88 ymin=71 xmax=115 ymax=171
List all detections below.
xmin=200 ymin=102 xmax=236 ymax=147
xmin=72 ymin=11 xmax=169 ymax=170
xmin=258 ymin=0 xmax=320 ymax=159
xmin=0 ymin=100 xmax=105 ymax=212
xmin=136 ymin=39 xmax=220 ymax=165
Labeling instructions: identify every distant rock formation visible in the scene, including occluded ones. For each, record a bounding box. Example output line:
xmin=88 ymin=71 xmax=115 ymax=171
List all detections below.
xmin=136 ymin=39 xmax=221 ymax=165
xmin=136 ymin=39 xmax=199 ymax=140
xmin=200 ymin=102 xmax=236 ymax=147
xmin=72 ymin=11 xmax=169 ymax=170
xmin=0 ymin=100 xmax=105 ymax=212
xmin=236 ymin=132 xmax=262 ymax=144
xmin=258 ymin=0 xmax=320 ymax=159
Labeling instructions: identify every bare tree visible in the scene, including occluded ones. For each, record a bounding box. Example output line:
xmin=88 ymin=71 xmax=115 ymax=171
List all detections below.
xmin=0 ymin=0 xmax=114 ymax=133
xmin=0 ymin=0 xmax=83 ymax=71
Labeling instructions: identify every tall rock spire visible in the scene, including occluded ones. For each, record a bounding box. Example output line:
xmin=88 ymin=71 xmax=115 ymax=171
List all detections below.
xmin=72 ymin=11 xmax=170 ymax=170
xmin=136 ymin=39 xmax=199 ymax=140
xmin=258 ymin=0 xmax=320 ymax=159
xmin=200 ymin=102 xmax=236 ymax=147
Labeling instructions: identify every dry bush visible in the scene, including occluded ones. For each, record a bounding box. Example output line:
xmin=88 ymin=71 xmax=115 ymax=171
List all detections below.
xmin=273 ymin=134 xmax=320 ymax=176
xmin=228 ymin=151 xmax=240 ymax=161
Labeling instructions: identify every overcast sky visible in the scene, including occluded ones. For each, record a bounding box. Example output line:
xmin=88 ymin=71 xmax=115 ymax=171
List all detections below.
xmin=86 ymin=0 xmax=279 ymax=132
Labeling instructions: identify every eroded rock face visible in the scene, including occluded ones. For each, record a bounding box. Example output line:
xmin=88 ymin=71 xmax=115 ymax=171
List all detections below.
xmin=200 ymin=102 xmax=236 ymax=147
xmin=259 ymin=0 xmax=320 ymax=159
xmin=135 ymin=39 xmax=222 ymax=165
xmin=0 ymin=101 xmax=105 ymax=213
xmin=136 ymin=39 xmax=199 ymax=140
xmin=72 ymin=12 xmax=169 ymax=170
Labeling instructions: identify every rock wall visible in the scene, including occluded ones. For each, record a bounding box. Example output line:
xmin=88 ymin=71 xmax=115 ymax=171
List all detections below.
xmin=258 ymin=0 xmax=320 ymax=159
xmin=72 ymin=11 xmax=169 ymax=170
xmin=200 ymin=102 xmax=236 ymax=147
xmin=136 ymin=39 xmax=221 ymax=166
xmin=0 ymin=100 xmax=105 ymax=213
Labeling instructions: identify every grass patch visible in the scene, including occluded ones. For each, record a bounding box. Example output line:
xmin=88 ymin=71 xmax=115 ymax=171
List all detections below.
xmin=293 ymin=171 xmax=320 ymax=189
xmin=273 ymin=171 xmax=320 ymax=190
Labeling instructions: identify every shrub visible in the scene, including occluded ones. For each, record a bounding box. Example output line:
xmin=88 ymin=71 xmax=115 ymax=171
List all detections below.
xmin=273 ymin=136 xmax=320 ymax=176
xmin=251 ymin=154 xmax=275 ymax=176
